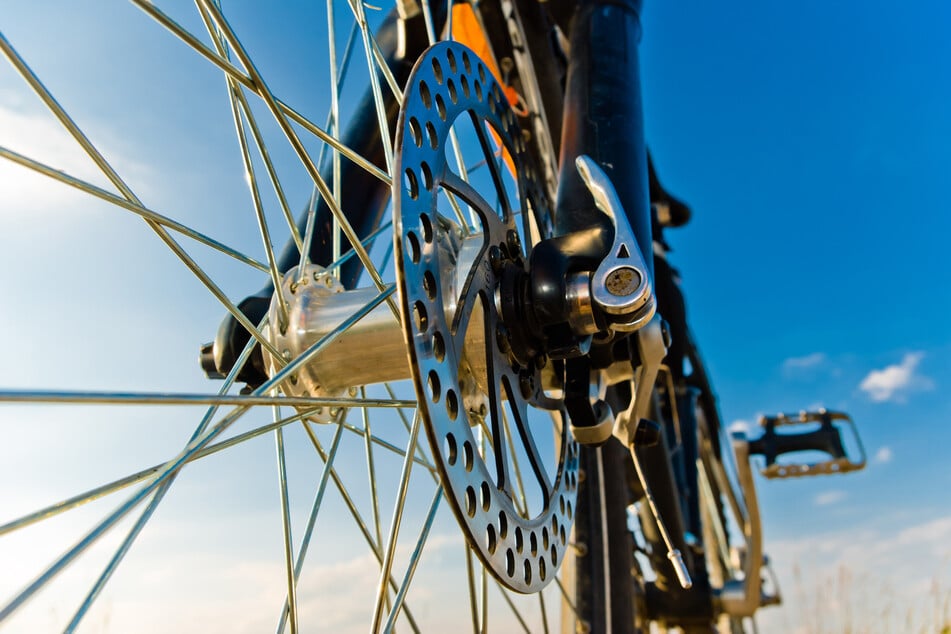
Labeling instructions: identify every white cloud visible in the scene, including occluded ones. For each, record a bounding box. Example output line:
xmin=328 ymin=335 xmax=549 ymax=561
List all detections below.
xmin=729 ymin=419 xmax=751 ymax=436
xmin=873 ymin=446 xmax=893 ymax=464
xmin=814 ymin=489 xmax=847 ymax=506
xmin=859 ymin=352 xmax=933 ymax=402
xmin=783 ymin=352 xmax=827 ymax=371
xmin=0 ymin=94 xmax=153 ymax=220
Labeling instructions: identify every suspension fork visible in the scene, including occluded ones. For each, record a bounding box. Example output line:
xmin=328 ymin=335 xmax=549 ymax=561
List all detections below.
xmin=556 ymin=0 xmax=652 ymax=277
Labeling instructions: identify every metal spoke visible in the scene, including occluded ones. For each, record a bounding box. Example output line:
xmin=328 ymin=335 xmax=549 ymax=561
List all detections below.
xmin=130 ymin=0 xmax=390 ymax=186
xmin=500 ymin=402 xmax=531 ymax=518
xmin=298 ymin=418 xmax=422 ymax=633
xmin=465 ymin=546 xmax=482 ymax=633
xmin=198 ymin=2 xmax=304 ymax=254
xmin=201 ymin=7 xmax=290 ymax=329
xmin=327 ymin=0 xmax=343 ymax=270
xmin=0 ymin=390 xmax=413 ymax=408
xmin=61 ymin=328 xmax=260 ymax=631
xmin=495 ymin=581 xmax=532 ymax=633
xmin=0 ymin=32 xmax=285 ymax=362
xmin=0 ymin=146 xmax=267 ymax=273
xmin=274 ymin=414 xmax=299 ymax=634
xmin=339 ymin=419 xmax=437 ymax=472
xmin=361 ymin=389 xmax=385 ymax=555
xmin=502 ymin=382 xmax=553 ymax=498
xmin=196 ymin=1 xmax=399 ymax=323
xmin=380 ymin=487 xmax=442 ymax=634
xmin=0 ymin=406 xmax=322 ymax=539
xmin=344 ymin=0 xmax=394 ymax=175
xmin=325 ymin=220 xmax=391 ymax=273
xmin=0 ymin=286 xmax=392 ymax=623
xmin=369 ymin=410 xmax=422 ymax=633
xmin=275 ymin=418 xmax=346 ymax=634
xmin=304 ymin=20 xmax=360 ymax=279
xmin=538 ymin=590 xmax=550 ymax=634
xmin=554 ymin=577 xmax=581 ymax=620
xmin=224 ymin=85 xmax=291 ymax=327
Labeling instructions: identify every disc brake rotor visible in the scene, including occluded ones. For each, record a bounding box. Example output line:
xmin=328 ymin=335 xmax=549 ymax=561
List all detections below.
xmin=394 ymin=41 xmax=578 ymax=592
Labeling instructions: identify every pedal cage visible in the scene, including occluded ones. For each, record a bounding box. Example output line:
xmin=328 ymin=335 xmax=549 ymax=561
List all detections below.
xmin=752 ymin=410 xmax=866 ymax=480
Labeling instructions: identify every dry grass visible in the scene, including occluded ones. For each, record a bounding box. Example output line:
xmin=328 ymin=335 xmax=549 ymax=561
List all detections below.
xmin=784 ymin=560 xmax=951 ymax=634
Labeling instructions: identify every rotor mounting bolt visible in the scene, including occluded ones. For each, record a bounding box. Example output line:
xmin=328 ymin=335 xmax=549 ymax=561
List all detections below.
xmin=605 ymin=266 xmax=641 ymax=297
xmin=534 ymin=353 xmax=548 ymax=370
xmin=506 ymin=229 xmax=521 ymax=255
xmin=488 ymin=244 xmax=504 ymax=273
xmin=496 ymin=325 xmax=511 ymax=353
xmin=519 ymin=372 xmax=534 ymax=399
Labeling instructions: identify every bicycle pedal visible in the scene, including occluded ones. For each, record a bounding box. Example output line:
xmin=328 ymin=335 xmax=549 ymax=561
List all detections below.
xmin=750 ymin=409 xmax=866 ymax=480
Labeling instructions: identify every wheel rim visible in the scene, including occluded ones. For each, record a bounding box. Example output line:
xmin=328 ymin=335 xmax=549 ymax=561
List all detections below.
xmin=0 ymin=3 xmax=582 ymax=632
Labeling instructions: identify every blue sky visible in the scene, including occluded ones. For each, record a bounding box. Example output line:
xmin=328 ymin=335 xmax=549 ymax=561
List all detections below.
xmin=1 ymin=1 xmax=949 ymax=632
xmin=639 ymin=1 xmax=951 ymax=630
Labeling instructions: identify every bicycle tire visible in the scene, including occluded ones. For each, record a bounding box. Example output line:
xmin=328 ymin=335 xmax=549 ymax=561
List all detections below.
xmin=0 ymin=2 xmax=640 ymax=632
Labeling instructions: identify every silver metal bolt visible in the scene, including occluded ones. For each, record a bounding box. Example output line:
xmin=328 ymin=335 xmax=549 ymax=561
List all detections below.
xmin=605 ymin=266 xmax=641 ymax=297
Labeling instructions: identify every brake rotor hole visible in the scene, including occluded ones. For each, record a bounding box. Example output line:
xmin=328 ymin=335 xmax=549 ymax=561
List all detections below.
xmin=419 ymin=80 xmax=432 ymax=108
xmin=446 ymin=388 xmax=458 ymax=419
xmin=428 ymin=370 xmax=441 ymax=402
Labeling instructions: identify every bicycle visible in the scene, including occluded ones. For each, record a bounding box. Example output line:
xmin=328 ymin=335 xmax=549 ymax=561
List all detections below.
xmin=0 ymin=1 xmax=866 ymax=632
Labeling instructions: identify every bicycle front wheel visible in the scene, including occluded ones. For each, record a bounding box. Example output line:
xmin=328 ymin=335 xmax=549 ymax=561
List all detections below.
xmin=0 ymin=2 xmax=598 ymax=632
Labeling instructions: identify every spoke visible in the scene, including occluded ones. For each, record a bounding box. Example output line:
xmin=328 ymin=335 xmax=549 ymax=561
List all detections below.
xmin=339 ymin=419 xmax=437 ymax=472
xmin=465 ymin=546 xmax=481 ymax=634
xmin=344 ymin=0 xmax=394 ymax=175
xmin=0 ymin=30 xmax=288 ymax=363
xmin=327 ymin=0 xmax=343 ymax=269
xmin=384 ymin=383 xmax=436 ymax=469
xmin=0 ymin=146 xmax=268 ymax=273
xmin=370 ymin=410 xmax=423 ymax=633
xmin=502 ymin=380 xmax=553 ymax=498
xmin=197 ymin=1 xmax=400 ymax=322
xmin=361 ymin=388 xmax=385 ymax=554
xmin=419 ymin=0 xmax=438 ymax=43
xmin=301 ymin=20 xmax=359 ymax=278
xmin=500 ymin=402 xmax=531 ymax=518
xmin=495 ymin=581 xmax=532 ymax=633
xmin=369 ymin=31 xmax=403 ymax=102
xmin=60 ymin=330 xmax=260 ymax=631
xmin=0 ymin=406 xmax=322 ymax=539
xmin=0 ymin=286 xmax=391 ymax=623
xmin=538 ymin=590 xmax=550 ymax=634
xmin=554 ymin=577 xmax=580 ymax=620
xmin=380 ymin=487 xmax=442 ymax=634
xmin=198 ymin=2 xmax=304 ymax=254
xmin=325 ymin=220 xmax=391 ymax=273
xmin=275 ymin=418 xmax=346 ymax=634
xmin=481 ymin=557 xmax=488 ymax=634
xmin=299 ymin=418 xmax=422 ymax=633
xmin=130 ymin=0 xmax=391 ymax=186
xmin=201 ymin=7 xmax=290 ymax=329
xmin=0 ymin=390 xmax=413 ymax=408
xmin=274 ymin=416 xmax=299 ymax=634
xmin=225 ymin=84 xmax=290 ymax=327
